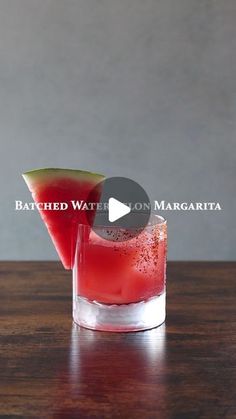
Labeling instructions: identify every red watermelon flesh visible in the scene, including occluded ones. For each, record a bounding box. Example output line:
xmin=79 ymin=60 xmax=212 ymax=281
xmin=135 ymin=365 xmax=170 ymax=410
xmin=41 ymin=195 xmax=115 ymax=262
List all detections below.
xmin=23 ymin=168 xmax=105 ymax=269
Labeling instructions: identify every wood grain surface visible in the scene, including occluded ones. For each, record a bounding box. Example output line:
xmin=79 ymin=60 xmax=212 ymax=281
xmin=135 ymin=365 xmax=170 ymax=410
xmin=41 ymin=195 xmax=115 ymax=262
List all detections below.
xmin=1 ymin=262 xmax=236 ymax=418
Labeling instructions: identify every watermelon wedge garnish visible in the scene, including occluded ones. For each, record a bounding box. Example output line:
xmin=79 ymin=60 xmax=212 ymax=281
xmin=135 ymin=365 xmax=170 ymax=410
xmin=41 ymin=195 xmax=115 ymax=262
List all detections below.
xmin=23 ymin=168 xmax=105 ymax=269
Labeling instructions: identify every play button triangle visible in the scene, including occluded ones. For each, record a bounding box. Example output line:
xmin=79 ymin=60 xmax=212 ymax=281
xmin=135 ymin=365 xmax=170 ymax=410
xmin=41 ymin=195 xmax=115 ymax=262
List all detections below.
xmin=108 ymin=197 xmax=131 ymax=223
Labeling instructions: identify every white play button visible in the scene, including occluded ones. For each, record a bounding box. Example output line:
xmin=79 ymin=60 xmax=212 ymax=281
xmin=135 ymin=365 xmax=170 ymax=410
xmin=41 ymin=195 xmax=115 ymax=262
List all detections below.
xmin=108 ymin=197 xmax=131 ymax=223
xmin=87 ymin=177 xmax=151 ymax=241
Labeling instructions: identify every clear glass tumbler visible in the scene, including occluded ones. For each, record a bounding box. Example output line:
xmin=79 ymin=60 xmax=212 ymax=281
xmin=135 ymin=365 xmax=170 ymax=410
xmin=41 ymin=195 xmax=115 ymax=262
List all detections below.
xmin=72 ymin=214 xmax=167 ymax=332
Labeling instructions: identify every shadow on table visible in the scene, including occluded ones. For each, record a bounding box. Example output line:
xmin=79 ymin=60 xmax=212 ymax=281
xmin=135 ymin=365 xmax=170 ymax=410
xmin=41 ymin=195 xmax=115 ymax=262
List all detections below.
xmin=52 ymin=323 xmax=166 ymax=418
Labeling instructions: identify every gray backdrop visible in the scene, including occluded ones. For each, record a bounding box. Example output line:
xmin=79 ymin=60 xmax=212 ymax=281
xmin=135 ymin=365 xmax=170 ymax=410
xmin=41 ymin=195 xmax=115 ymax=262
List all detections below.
xmin=0 ymin=0 xmax=235 ymax=261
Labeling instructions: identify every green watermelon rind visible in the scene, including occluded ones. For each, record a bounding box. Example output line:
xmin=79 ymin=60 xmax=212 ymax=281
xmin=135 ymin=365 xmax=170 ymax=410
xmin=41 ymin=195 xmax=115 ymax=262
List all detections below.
xmin=22 ymin=168 xmax=105 ymax=189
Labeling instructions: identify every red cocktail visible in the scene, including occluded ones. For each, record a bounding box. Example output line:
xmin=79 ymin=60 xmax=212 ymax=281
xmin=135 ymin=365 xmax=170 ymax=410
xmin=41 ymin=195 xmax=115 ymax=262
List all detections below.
xmin=73 ymin=215 xmax=167 ymax=331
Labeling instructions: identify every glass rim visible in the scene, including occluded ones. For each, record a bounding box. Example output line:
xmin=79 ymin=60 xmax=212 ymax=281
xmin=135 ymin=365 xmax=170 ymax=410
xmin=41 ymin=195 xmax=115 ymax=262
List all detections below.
xmin=79 ymin=212 xmax=166 ymax=231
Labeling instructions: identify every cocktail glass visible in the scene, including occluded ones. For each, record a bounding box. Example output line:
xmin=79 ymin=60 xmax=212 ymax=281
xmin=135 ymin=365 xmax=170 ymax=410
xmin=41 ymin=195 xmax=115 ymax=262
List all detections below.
xmin=72 ymin=214 xmax=167 ymax=332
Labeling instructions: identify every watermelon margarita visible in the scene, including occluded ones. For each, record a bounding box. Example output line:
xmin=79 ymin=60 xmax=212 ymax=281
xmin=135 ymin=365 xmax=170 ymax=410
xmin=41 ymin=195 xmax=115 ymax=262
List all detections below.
xmin=23 ymin=168 xmax=167 ymax=332
xmin=73 ymin=215 xmax=167 ymax=331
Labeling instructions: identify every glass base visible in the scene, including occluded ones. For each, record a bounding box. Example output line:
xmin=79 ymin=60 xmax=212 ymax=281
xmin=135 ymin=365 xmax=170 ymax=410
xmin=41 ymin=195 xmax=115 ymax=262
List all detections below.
xmin=73 ymin=292 xmax=166 ymax=332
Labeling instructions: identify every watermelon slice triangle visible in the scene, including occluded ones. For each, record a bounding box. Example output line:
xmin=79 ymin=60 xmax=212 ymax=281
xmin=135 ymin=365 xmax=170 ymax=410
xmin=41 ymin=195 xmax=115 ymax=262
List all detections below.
xmin=23 ymin=168 xmax=105 ymax=269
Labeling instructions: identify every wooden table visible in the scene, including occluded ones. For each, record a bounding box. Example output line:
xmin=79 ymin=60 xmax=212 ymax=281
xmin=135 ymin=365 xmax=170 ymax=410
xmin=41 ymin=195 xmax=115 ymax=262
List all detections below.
xmin=1 ymin=262 xmax=236 ymax=418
